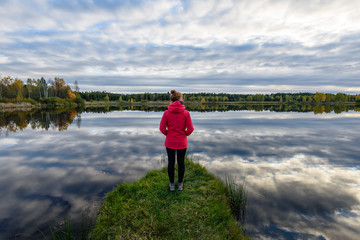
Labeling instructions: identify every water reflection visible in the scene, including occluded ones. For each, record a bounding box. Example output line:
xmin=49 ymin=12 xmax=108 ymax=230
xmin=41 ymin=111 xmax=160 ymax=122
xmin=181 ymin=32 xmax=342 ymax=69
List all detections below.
xmin=84 ymin=103 xmax=360 ymax=114
xmin=191 ymin=112 xmax=360 ymax=240
xmin=0 ymin=109 xmax=80 ymax=136
xmin=0 ymin=108 xmax=359 ymax=239
xmin=1 ymin=104 xmax=360 ymax=136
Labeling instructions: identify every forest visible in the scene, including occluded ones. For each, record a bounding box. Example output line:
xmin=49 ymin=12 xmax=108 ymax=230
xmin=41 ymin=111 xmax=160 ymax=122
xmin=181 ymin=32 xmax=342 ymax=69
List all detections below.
xmin=1 ymin=76 xmax=360 ymax=105
xmin=0 ymin=76 xmax=81 ymax=104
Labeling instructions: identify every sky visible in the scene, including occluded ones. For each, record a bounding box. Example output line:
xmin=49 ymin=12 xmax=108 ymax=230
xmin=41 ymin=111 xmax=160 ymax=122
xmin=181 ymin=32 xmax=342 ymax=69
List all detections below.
xmin=1 ymin=0 xmax=360 ymax=94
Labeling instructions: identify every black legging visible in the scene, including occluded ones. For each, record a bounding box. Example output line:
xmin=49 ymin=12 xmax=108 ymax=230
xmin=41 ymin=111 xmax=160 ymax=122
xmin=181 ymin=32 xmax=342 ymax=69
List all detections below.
xmin=166 ymin=147 xmax=187 ymax=184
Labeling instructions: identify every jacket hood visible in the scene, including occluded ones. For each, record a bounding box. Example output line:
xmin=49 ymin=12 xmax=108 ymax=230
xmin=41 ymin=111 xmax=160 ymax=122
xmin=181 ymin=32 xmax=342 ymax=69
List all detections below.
xmin=168 ymin=101 xmax=185 ymax=113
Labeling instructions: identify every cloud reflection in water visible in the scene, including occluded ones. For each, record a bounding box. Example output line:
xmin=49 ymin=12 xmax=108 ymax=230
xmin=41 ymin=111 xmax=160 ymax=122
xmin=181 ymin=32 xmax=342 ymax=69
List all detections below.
xmin=0 ymin=110 xmax=359 ymax=239
xmin=190 ymin=111 xmax=360 ymax=240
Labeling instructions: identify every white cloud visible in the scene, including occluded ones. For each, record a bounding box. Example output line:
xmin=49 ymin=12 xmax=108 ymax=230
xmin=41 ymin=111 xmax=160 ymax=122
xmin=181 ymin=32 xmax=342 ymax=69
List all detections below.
xmin=0 ymin=54 xmax=10 ymax=64
xmin=0 ymin=138 xmax=18 ymax=149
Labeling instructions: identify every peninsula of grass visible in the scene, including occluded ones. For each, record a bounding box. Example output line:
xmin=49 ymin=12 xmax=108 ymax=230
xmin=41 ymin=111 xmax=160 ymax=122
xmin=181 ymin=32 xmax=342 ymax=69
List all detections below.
xmin=91 ymin=158 xmax=249 ymax=240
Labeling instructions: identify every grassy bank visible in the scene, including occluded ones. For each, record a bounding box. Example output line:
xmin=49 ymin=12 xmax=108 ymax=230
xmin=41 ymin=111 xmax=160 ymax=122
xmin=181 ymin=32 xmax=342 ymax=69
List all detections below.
xmin=0 ymin=98 xmax=79 ymax=110
xmin=91 ymin=158 xmax=249 ymax=240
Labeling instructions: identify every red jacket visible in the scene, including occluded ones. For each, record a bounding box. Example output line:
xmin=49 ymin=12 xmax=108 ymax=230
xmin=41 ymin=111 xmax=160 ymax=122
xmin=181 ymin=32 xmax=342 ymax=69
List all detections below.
xmin=160 ymin=101 xmax=194 ymax=149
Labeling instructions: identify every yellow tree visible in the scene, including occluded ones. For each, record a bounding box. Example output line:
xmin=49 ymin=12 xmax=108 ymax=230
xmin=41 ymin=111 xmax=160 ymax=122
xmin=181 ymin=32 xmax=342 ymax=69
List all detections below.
xmin=67 ymin=87 xmax=76 ymax=100
xmin=314 ymin=92 xmax=326 ymax=102
xmin=12 ymin=78 xmax=24 ymax=101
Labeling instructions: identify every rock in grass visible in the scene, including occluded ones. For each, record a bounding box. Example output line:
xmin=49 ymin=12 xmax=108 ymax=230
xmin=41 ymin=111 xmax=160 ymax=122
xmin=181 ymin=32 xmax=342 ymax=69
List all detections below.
xmin=91 ymin=160 xmax=249 ymax=240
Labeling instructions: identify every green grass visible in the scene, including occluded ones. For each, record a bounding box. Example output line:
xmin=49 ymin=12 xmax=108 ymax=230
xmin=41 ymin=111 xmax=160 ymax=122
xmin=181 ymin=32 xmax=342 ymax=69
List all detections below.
xmin=91 ymin=158 xmax=249 ymax=240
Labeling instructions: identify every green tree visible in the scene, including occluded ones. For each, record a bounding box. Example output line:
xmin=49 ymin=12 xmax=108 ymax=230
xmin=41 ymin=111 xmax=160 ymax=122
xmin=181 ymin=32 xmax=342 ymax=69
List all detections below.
xmin=40 ymin=77 xmax=48 ymax=99
xmin=285 ymin=95 xmax=290 ymax=102
xmin=345 ymin=94 xmax=351 ymax=102
xmin=355 ymin=95 xmax=360 ymax=103
xmin=246 ymin=96 xmax=253 ymax=101
xmin=254 ymin=94 xmax=264 ymax=102
xmin=326 ymin=94 xmax=334 ymax=102
xmin=335 ymin=93 xmax=345 ymax=102
xmin=26 ymin=78 xmax=33 ymax=98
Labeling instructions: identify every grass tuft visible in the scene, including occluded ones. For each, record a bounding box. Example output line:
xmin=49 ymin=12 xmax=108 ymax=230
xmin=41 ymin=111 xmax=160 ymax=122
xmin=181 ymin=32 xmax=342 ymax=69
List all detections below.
xmin=224 ymin=175 xmax=247 ymax=226
xmin=41 ymin=212 xmax=96 ymax=240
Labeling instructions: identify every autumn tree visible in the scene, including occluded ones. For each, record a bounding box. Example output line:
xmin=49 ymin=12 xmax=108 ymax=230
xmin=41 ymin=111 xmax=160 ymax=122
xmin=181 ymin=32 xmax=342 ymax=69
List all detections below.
xmin=49 ymin=77 xmax=67 ymax=98
xmin=314 ymin=92 xmax=326 ymax=103
xmin=11 ymin=78 xmax=24 ymax=100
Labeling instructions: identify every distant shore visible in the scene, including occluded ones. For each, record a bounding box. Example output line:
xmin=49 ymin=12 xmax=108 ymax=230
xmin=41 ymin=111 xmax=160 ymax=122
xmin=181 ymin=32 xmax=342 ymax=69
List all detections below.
xmin=1 ymin=100 xmax=358 ymax=112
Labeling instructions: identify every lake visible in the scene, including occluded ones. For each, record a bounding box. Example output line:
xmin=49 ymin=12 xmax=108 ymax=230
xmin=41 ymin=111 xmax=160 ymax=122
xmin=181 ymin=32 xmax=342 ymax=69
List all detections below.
xmin=1 ymin=107 xmax=359 ymax=239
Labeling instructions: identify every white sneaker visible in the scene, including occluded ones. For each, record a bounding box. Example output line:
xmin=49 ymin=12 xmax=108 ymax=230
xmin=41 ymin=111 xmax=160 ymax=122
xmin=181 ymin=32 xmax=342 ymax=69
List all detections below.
xmin=169 ymin=183 xmax=175 ymax=191
xmin=177 ymin=182 xmax=183 ymax=191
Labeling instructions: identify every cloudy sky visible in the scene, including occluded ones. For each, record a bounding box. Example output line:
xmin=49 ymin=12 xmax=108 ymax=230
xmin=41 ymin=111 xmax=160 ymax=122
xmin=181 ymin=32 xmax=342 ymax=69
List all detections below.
xmin=1 ymin=0 xmax=360 ymax=93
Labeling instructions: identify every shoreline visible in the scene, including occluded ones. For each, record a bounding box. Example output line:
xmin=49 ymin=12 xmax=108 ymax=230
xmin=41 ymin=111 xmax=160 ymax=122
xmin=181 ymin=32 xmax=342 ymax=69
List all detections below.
xmin=1 ymin=100 xmax=358 ymax=112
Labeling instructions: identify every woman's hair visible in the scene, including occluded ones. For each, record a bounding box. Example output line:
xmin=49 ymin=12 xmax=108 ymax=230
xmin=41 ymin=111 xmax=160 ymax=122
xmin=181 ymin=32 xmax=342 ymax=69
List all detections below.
xmin=170 ymin=90 xmax=182 ymax=102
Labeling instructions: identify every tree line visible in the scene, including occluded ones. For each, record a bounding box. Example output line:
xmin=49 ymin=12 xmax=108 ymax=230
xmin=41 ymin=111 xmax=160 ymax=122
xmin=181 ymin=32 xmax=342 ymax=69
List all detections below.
xmin=2 ymin=76 xmax=359 ymax=104
xmin=80 ymin=91 xmax=360 ymax=104
xmin=80 ymin=91 xmax=171 ymax=102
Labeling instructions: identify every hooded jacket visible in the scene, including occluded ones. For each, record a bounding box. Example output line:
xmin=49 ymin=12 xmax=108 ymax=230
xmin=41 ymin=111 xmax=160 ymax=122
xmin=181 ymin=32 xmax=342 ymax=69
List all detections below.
xmin=160 ymin=101 xmax=194 ymax=149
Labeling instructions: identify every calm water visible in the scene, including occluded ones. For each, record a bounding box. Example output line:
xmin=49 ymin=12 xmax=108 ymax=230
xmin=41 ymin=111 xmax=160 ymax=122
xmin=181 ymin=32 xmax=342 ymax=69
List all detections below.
xmin=0 ymin=109 xmax=360 ymax=239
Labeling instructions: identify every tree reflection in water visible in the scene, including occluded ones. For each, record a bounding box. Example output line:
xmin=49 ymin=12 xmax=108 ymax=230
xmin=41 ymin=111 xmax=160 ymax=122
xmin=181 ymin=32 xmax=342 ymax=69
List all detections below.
xmin=0 ymin=109 xmax=80 ymax=135
xmin=1 ymin=103 xmax=359 ymax=135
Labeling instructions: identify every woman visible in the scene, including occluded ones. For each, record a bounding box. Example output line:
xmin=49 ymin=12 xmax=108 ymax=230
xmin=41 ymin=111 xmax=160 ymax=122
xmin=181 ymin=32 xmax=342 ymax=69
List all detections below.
xmin=160 ymin=90 xmax=194 ymax=191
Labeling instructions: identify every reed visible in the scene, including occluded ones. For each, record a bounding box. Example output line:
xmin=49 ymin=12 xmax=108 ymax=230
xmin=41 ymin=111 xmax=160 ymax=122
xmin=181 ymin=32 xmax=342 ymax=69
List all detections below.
xmin=40 ymin=212 xmax=95 ymax=240
xmin=224 ymin=175 xmax=247 ymax=227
